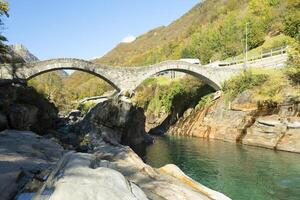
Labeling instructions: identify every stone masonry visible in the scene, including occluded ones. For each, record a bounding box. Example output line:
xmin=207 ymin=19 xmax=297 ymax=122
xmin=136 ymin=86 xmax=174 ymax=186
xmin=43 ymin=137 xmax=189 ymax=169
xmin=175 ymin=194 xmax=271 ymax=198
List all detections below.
xmin=0 ymin=54 xmax=288 ymax=92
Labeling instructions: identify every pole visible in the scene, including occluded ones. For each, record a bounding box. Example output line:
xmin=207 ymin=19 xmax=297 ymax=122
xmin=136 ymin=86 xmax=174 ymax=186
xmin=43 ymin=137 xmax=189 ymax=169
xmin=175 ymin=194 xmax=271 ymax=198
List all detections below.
xmin=245 ymin=22 xmax=249 ymax=69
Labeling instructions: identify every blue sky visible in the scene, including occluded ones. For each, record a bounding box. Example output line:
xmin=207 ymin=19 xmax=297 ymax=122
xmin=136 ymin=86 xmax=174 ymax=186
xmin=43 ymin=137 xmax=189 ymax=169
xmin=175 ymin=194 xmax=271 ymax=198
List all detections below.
xmin=3 ymin=0 xmax=199 ymax=60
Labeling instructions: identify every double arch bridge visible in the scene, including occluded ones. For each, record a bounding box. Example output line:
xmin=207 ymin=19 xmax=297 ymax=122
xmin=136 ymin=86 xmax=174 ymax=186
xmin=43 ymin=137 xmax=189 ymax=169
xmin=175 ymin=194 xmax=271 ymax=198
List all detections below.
xmin=0 ymin=54 xmax=287 ymax=92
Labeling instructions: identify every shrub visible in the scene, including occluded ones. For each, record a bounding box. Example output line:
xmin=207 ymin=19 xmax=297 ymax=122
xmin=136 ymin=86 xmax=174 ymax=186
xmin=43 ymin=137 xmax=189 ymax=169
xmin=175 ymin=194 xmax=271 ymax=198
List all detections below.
xmin=222 ymin=69 xmax=269 ymax=101
xmin=196 ymin=94 xmax=214 ymax=110
xmin=133 ymin=76 xmax=213 ymax=115
xmin=77 ymin=101 xmax=97 ymax=113
xmin=283 ymin=9 xmax=300 ymax=43
xmin=286 ymin=42 xmax=300 ymax=84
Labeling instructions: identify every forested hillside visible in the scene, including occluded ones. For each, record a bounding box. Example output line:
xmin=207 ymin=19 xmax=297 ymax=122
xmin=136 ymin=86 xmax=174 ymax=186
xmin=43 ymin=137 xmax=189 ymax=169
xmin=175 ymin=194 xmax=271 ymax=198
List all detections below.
xmin=94 ymin=0 xmax=300 ymax=66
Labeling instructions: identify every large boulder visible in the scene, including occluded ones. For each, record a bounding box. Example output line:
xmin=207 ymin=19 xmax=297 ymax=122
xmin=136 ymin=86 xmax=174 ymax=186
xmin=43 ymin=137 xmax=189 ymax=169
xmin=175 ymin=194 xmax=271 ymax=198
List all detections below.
xmin=72 ymin=97 xmax=152 ymax=148
xmin=0 ymin=130 xmax=64 ymax=200
xmin=276 ymin=128 xmax=300 ymax=153
xmin=279 ymin=96 xmax=300 ymax=117
xmin=34 ymin=145 xmax=231 ymax=200
xmin=8 ymin=104 xmax=38 ymax=130
xmin=243 ymin=115 xmax=300 ymax=152
xmin=0 ymin=112 xmax=7 ymax=131
xmin=0 ymin=84 xmax=59 ymax=134
xmin=159 ymin=164 xmax=231 ymax=200
xmin=92 ymin=142 xmax=232 ymax=200
xmin=33 ymin=153 xmax=149 ymax=200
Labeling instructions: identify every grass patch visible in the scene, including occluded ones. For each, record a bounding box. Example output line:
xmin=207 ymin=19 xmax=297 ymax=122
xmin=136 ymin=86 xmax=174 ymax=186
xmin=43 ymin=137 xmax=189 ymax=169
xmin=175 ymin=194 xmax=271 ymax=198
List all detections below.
xmin=222 ymin=69 xmax=268 ymax=101
xmin=223 ymin=67 xmax=300 ymax=103
xmin=225 ymin=35 xmax=294 ymax=61
xmin=196 ymin=94 xmax=214 ymax=110
xmin=77 ymin=101 xmax=97 ymax=113
xmin=285 ymin=42 xmax=300 ymax=85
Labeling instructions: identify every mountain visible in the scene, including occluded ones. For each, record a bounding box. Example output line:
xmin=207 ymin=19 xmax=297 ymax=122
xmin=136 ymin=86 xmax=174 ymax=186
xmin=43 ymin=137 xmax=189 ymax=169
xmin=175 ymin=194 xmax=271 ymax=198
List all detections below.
xmin=93 ymin=0 xmax=300 ymax=66
xmin=9 ymin=44 xmax=39 ymax=62
xmin=8 ymin=44 xmax=68 ymax=77
xmin=56 ymin=70 xmax=68 ymax=78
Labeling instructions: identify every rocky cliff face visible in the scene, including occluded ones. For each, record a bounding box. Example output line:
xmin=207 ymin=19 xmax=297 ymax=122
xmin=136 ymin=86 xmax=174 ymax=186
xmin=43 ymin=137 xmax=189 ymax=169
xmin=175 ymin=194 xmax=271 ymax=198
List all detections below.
xmin=0 ymin=84 xmax=59 ymax=134
xmin=78 ymin=97 xmax=151 ymax=146
xmin=58 ymin=97 xmax=153 ymax=151
xmin=168 ymin=92 xmax=300 ymax=153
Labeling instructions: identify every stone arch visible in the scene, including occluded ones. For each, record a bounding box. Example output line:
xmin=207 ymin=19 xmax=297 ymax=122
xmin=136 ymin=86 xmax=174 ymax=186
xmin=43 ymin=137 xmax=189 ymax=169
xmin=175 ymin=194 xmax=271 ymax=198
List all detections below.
xmin=155 ymin=68 xmax=220 ymax=90
xmin=1 ymin=59 xmax=232 ymax=93
xmin=26 ymin=67 xmax=120 ymax=90
xmin=132 ymin=62 xmax=222 ymax=91
xmin=20 ymin=59 xmax=121 ymax=91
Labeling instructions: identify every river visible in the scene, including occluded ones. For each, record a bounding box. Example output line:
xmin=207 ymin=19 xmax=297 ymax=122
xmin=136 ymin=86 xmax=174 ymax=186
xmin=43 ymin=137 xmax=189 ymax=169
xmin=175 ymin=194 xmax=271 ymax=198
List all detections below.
xmin=134 ymin=136 xmax=300 ymax=200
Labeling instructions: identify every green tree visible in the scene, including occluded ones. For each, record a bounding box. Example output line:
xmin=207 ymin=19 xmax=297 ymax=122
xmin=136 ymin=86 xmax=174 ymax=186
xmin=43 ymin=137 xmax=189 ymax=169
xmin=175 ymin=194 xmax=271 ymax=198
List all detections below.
xmin=29 ymin=72 xmax=69 ymax=111
xmin=286 ymin=42 xmax=300 ymax=84
xmin=283 ymin=9 xmax=300 ymax=42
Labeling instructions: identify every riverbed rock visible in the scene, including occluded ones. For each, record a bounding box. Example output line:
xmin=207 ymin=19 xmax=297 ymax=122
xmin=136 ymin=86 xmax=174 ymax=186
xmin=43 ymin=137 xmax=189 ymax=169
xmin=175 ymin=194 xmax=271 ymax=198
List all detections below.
xmin=0 ymin=130 xmax=64 ymax=200
xmin=72 ymin=97 xmax=152 ymax=148
xmin=279 ymin=96 xmax=300 ymax=117
xmin=94 ymin=143 xmax=231 ymax=200
xmin=168 ymin=97 xmax=251 ymax=143
xmin=159 ymin=164 xmax=230 ymax=200
xmin=67 ymin=109 xmax=82 ymax=123
xmin=243 ymin=115 xmax=300 ymax=151
xmin=145 ymin=112 xmax=166 ymax=131
xmin=8 ymin=104 xmax=38 ymax=130
xmin=230 ymin=91 xmax=257 ymax=111
xmin=0 ymin=111 xmax=8 ymax=131
xmin=168 ymin=91 xmax=300 ymax=153
xmin=0 ymin=84 xmax=59 ymax=134
xmin=242 ymin=121 xmax=285 ymax=149
xmin=33 ymin=153 xmax=149 ymax=200
xmin=276 ymin=128 xmax=300 ymax=153
xmin=34 ymin=143 xmax=231 ymax=200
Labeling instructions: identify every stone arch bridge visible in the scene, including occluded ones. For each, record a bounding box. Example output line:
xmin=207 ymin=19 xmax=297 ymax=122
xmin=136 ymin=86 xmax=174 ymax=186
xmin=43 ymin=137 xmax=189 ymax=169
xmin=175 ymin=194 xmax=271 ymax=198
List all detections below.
xmin=0 ymin=54 xmax=287 ymax=92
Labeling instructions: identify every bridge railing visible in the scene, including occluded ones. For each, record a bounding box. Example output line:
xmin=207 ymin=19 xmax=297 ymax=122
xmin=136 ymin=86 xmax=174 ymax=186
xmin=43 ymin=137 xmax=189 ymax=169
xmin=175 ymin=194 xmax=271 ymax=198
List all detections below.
xmin=218 ymin=46 xmax=288 ymax=67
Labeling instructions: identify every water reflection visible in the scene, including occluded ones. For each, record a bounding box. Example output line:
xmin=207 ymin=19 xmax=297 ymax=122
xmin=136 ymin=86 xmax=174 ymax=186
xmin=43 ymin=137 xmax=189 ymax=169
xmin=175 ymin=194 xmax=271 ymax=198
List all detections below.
xmin=134 ymin=135 xmax=300 ymax=200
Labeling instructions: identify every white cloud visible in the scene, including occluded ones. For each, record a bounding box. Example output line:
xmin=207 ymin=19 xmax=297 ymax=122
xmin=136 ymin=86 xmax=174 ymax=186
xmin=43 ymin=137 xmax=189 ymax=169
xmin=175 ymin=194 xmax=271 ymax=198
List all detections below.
xmin=121 ymin=35 xmax=136 ymax=43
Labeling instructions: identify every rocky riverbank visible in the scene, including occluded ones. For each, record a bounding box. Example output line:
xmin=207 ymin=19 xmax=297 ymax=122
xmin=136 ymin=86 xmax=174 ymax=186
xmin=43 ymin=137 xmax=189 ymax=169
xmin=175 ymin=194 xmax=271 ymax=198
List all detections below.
xmin=168 ymin=91 xmax=300 ymax=153
xmin=0 ymin=83 xmax=59 ymax=134
xmin=0 ymin=130 xmax=64 ymax=200
xmin=0 ymin=93 xmax=231 ymax=200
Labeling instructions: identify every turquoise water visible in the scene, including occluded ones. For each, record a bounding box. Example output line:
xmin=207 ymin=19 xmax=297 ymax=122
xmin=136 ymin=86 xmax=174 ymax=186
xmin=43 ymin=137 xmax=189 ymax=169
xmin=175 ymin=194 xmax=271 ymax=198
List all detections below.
xmin=136 ymin=136 xmax=300 ymax=200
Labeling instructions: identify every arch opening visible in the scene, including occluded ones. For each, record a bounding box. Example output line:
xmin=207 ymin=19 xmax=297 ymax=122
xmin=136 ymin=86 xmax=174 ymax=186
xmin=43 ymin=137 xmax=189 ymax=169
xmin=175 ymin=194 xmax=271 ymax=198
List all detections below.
xmin=134 ymin=68 xmax=221 ymax=92
xmin=133 ymin=71 xmax=216 ymax=136
xmin=28 ymin=69 xmax=116 ymax=113
xmin=26 ymin=67 xmax=120 ymax=91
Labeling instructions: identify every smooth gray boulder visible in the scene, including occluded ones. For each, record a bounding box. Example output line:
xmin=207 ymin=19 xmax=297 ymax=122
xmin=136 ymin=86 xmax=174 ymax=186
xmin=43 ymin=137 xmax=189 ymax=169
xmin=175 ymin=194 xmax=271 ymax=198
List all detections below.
xmin=0 ymin=130 xmax=64 ymax=200
xmin=92 ymin=143 xmax=232 ymax=200
xmin=33 ymin=153 xmax=149 ymax=200
xmin=34 ymin=147 xmax=231 ymax=200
